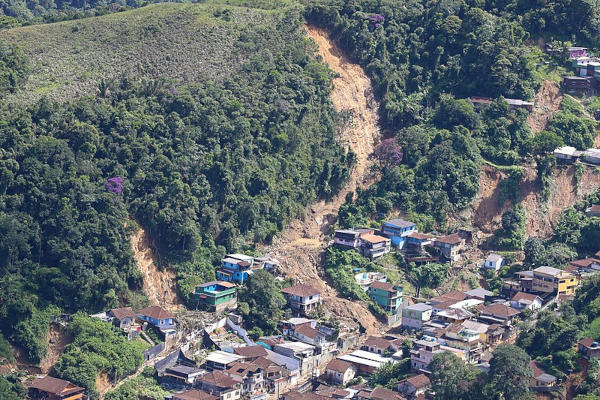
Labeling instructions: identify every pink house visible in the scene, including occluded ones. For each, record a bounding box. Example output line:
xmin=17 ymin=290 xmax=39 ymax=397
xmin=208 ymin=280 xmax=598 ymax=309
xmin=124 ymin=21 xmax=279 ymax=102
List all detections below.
xmin=569 ymin=47 xmax=587 ymax=59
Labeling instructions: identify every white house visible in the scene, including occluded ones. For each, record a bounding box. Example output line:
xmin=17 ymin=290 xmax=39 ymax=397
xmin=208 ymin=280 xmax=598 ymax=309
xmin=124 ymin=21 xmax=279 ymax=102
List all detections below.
xmin=582 ymin=148 xmax=600 ymax=165
xmin=324 ymin=358 xmax=357 ymax=385
xmin=510 ymin=292 xmax=543 ymax=311
xmin=484 ymin=254 xmax=504 ymax=271
xmin=553 ymin=146 xmax=582 ymax=163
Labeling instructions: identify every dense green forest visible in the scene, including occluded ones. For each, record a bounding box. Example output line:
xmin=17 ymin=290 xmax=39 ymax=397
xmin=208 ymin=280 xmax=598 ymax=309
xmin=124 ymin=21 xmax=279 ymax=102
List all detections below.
xmin=0 ymin=3 xmax=352 ymax=362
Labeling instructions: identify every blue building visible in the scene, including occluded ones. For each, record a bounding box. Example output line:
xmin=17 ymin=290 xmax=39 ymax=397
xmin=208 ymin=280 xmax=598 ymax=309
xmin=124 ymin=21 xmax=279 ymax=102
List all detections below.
xmin=381 ymin=219 xmax=417 ymax=248
xmin=137 ymin=306 xmax=177 ymax=337
xmin=216 ymin=254 xmax=256 ymax=284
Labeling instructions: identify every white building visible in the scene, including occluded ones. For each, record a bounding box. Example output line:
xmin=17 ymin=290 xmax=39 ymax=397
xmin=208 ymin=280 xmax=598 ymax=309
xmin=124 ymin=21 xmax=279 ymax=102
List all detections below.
xmin=484 ymin=254 xmax=504 ymax=271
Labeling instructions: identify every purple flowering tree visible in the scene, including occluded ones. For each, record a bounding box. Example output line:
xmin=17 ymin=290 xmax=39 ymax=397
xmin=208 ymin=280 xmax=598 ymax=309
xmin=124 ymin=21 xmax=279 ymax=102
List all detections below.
xmin=105 ymin=177 xmax=124 ymax=194
xmin=368 ymin=13 xmax=385 ymax=28
xmin=371 ymin=138 xmax=403 ymax=171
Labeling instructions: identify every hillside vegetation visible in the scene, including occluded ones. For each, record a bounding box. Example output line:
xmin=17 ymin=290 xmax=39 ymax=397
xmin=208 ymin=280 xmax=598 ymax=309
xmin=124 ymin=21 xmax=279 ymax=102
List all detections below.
xmin=0 ymin=1 xmax=298 ymax=103
xmin=0 ymin=0 xmax=352 ymax=366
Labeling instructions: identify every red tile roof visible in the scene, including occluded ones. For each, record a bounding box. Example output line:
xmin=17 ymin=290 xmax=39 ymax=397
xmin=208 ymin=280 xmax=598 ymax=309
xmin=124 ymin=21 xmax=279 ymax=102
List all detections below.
xmin=511 ymin=292 xmax=541 ymax=303
xmin=404 ymin=373 xmax=430 ymax=389
xmin=109 ymin=307 xmax=136 ymax=321
xmin=137 ymin=306 xmax=175 ymax=321
xmin=233 ymin=345 xmax=268 ymax=359
xmin=369 ymin=281 xmax=399 ymax=293
xmin=407 ymin=232 xmax=433 ymax=240
xmin=281 ymin=284 xmax=320 ymax=298
xmin=363 ymin=336 xmax=394 ymax=350
xmin=326 ymin=358 xmax=353 ymax=373
xmin=480 ymin=303 xmax=520 ymax=319
xmin=198 ymin=371 xmax=238 ymax=389
xmin=370 ymin=386 xmax=406 ymax=400
xmin=435 ymin=233 xmax=463 ymax=245
xmin=579 ymin=338 xmax=597 ymax=348
xmin=360 ymin=233 xmax=390 ymax=244
xmin=294 ymin=324 xmax=321 ymax=340
xmin=173 ymin=390 xmax=218 ymax=400
xmin=28 ymin=376 xmax=84 ymax=396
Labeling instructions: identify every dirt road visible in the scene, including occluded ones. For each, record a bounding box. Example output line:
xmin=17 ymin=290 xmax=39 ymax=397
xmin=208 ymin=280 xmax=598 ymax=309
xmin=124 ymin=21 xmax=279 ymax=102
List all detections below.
xmin=262 ymin=26 xmax=384 ymax=334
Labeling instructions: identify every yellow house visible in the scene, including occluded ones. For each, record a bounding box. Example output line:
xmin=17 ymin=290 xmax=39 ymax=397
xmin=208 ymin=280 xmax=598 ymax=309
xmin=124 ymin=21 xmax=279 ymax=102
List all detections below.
xmin=532 ymin=266 xmax=579 ymax=295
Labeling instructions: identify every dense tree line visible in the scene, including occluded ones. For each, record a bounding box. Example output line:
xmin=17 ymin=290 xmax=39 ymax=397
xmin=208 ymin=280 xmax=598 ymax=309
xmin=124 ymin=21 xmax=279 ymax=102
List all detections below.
xmin=54 ymin=313 xmax=147 ymax=399
xmin=0 ymin=11 xmax=352 ymax=361
xmin=0 ymin=40 xmax=27 ymax=94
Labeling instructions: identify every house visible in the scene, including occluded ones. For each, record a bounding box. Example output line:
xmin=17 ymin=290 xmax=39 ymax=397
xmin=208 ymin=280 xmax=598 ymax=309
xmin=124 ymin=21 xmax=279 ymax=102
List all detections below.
xmin=435 ymin=307 xmax=473 ymax=324
xmin=204 ymin=351 xmax=245 ymax=371
xmin=486 ymin=324 xmax=505 ymax=345
xmin=510 ymin=292 xmax=543 ymax=311
xmin=357 ymin=386 xmax=406 ymax=400
xmin=568 ymin=257 xmax=600 ymax=275
xmin=272 ymin=342 xmax=317 ymax=374
xmin=355 ymin=272 xmax=387 ymax=291
xmin=170 ymin=390 xmax=218 ymax=400
xmin=401 ymin=303 xmax=433 ymax=330
xmin=367 ymin=281 xmax=402 ymax=314
xmin=553 ymin=146 xmax=582 ymax=163
xmin=162 ymin=365 xmax=206 ymax=386
xmin=107 ymin=307 xmax=140 ymax=339
xmin=478 ymin=303 xmax=520 ymax=325
xmin=233 ymin=345 xmax=269 ymax=361
xmin=569 ymin=47 xmax=588 ymax=59
xmin=529 ymin=361 xmax=557 ymax=391
xmin=429 ymin=290 xmax=468 ymax=306
xmin=280 ymin=284 xmax=322 ymax=316
xmin=484 ymin=254 xmax=504 ymax=271
xmin=397 ymin=374 xmax=430 ymax=399
xmin=410 ymin=339 xmax=465 ymax=372
xmin=338 ymin=350 xmax=394 ymax=375
xmin=465 ymin=288 xmax=493 ymax=301
xmin=196 ymin=371 xmax=242 ymax=400
xmin=192 ymin=281 xmax=237 ymax=312
xmin=461 ymin=320 xmax=491 ymax=343
xmin=578 ymin=338 xmax=600 ymax=359
xmin=586 ymin=204 xmax=600 ymax=217
xmin=433 ymin=234 xmax=464 ymax=261
xmin=564 ymin=76 xmax=597 ymax=94
xmin=225 ymin=362 xmax=265 ymax=396
xmin=582 ymin=149 xmax=600 ymax=165
xmin=251 ymin=356 xmax=287 ymax=394
xmin=442 ymin=323 xmax=483 ymax=363
xmin=359 ymin=234 xmax=392 ymax=259
xmin=381 ymin=219 xmax=417 ymax=248
xmin=137 ymin=306 xmax=177 ymax=337
xmin=278 ymin=318 xmax=315 ymax=337
xmin=28 ymin=376 xmax=85 ymax=400
xmin=290 ymin=324 xmax=327 ymax=346
xmin=324 ymin=358 xmax=357 ymax=385
xmin=216 ymin=254 xmax=256 ymax=284
xmin=532 ymin=266 xmax=579 ymax=295
xmin=406 ymin=232 xmax=433 ymax=249
xmin=361 ymin=336 xmax=402 ymax=355
xmin=334 ymin=229 xmax=363 ymax=249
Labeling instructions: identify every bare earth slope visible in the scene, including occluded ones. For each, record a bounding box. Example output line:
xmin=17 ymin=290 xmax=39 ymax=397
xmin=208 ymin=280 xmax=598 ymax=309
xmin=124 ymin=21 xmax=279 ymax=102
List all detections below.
xmin=528 ymin=80 xmax=563 ymax=134
xmin=131 ymin=227 xmax=181 ymax=311
xmin=262 ymin=26 xmax=384 ymax=334
xmin=470 ymin=164 xmax=600 ymax=238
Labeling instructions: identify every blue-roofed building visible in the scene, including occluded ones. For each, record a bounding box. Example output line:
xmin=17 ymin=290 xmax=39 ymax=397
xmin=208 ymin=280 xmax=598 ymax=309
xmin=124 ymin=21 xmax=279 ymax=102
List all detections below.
xmin=381 ymin=219 xmax=417 ymax=248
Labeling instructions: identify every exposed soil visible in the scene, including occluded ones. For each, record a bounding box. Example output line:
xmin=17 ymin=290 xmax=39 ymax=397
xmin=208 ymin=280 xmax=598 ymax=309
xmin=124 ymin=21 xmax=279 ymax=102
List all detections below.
xmin=131 ymin=227 xmax=182 ymax=311
xmin=38 ymin=324 xmax=72 ymax=374
xmin=528 ymin=80 xmax=563 ymax=134
xmin=261 ymin=26 xmax=384 ymax=334
xmin=96 ymin=372 xmax=112 ymax=397
xmin=470 ymin=163 xmax=600 ymax=238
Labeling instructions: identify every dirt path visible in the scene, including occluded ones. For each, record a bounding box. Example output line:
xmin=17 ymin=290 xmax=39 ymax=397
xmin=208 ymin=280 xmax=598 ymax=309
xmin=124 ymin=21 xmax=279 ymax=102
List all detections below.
xmin=528 ymin=80 xmax=562 ymax=134
xmin=262 ymin=26 xmax=383 ymax=334
xmin=131 ymin=227 xmax=182 ymax=311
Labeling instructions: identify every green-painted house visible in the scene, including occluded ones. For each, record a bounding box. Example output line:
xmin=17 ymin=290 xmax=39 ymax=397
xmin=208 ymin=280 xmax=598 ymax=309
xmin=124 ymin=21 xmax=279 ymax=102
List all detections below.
xmin=367 ymin=281 xmax=402 ymax=314
xmin=192 ymin=281 xmax=237 ymax=313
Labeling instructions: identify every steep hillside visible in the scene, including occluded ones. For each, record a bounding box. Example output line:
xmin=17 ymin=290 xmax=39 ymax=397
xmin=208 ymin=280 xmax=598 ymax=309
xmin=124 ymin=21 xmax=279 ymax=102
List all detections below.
xmin=0 ymin=2 xmax=291 ymax=103
xmin=470 ymin=163 xmax=600 ymax=238
xmin=263 ymin=26 xmax=384 ymax=334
